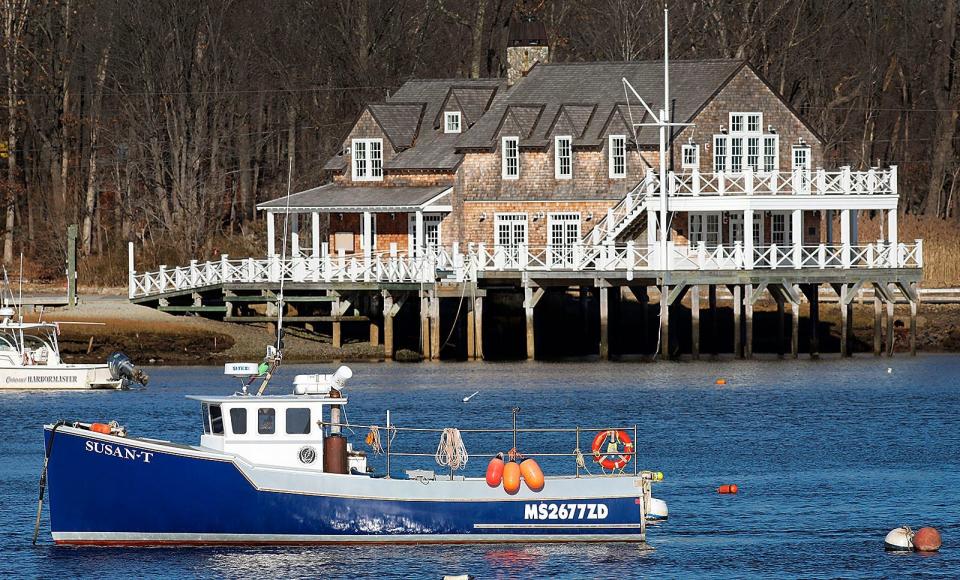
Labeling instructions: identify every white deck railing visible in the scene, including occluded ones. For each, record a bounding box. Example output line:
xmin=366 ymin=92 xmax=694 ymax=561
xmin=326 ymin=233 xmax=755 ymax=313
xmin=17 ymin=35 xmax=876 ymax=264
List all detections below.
xmin=130 ymin=240 xmax=923 ymax=299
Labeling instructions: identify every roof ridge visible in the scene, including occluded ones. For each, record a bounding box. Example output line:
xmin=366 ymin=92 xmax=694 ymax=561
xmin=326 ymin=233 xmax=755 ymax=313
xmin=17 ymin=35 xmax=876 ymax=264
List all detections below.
xmin=534 ymin=58 xmax=745 ymax=67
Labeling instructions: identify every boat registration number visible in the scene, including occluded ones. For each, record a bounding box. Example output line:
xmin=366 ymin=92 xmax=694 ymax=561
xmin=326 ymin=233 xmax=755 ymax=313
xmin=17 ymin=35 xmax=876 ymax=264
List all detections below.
xmin=524 ymin=503 xmax=608 ymax=520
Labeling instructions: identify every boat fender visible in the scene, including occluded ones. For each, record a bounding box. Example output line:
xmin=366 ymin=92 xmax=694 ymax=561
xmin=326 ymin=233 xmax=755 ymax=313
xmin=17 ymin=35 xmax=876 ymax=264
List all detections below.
xmin=913 ymin=527 xmax=942 ymax=552
xmin=502 ymin=460 xmax=521 ymax=495
xmin=884 ymin=526 xmax=914 ymax=551
xmin=90 ymin=423 xmax=112 ymax=435
xmin=485 ymin=453 xmax=505 ymax=487
xmin=717 ymin=484 xmax=738 ymax=494
xmin=591 ymin=430 xmax=634 ymax=471
xmin=519 ymin=457 xmax=545 ymax=492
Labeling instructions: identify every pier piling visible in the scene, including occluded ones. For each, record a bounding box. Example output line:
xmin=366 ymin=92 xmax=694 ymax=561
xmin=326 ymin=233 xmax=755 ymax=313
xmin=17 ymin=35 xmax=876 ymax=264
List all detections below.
xmin=599 ymin=285 xmax=609 ymax=361
xmin=659 ymin=285 xmax=669 ymax=359
xmin=744 ymin=284 xmax=754 ymax=359
xmin=691 ymin=284 xmax=700 ymax=360
xmin=733 ymin=285 xmax=742 ymax=358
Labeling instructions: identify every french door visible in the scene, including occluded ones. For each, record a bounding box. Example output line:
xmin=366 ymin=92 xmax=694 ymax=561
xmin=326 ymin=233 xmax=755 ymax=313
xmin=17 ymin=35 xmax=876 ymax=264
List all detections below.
xmin=548 ymin=213 xmax=581 ymax=266
xmin=495 ymin=213 xmax=528 ymax=267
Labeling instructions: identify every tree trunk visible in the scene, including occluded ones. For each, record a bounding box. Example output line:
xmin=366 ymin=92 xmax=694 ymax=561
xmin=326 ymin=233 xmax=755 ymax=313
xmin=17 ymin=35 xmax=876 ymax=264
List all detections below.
xmin=81 ymin=43 xmax=111 ymax=255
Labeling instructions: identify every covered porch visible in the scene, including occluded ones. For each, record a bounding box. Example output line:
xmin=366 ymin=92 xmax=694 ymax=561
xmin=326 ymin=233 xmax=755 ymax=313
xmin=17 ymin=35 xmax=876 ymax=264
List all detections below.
xmin=256 ymin=184 xmax=452 ymax=259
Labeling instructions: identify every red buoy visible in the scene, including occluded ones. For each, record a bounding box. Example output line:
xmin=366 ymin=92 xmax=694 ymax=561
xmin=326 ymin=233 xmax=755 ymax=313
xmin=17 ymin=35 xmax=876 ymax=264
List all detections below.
xmin=715 ymin=378 xmax=727 ymax=385
xmin=90 ymin=423 xmax=112 ymax=434
xmin=717 ymin=484 xmax=738 ymax=494
xmin=913 ymin=527 xmax=942 ymax=552
xmin=485 ymin=453 xmax=505 ymax=487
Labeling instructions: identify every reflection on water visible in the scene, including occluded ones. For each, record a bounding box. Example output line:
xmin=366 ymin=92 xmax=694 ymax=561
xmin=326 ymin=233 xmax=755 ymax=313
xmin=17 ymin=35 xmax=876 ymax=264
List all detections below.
xmin=2 ymin=357 xmax=959 ymax=578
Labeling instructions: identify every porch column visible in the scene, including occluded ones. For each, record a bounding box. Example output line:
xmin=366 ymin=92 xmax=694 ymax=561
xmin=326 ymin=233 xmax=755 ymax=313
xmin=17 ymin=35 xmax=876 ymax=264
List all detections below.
xmin=312 ymin=212 xmax=321 ymax=257
xmin=743 ymin=209 xmax=754 ymax=269
xmin=362 ymin=211 xmax=372 ymax=259
xmin=291 ymin=212 xmax=300 ymax=257
xmin=887 ymin=209 xmax=898 ymax=266
xmin=415 ymin=210 xmax=425 ymax=257
xmin=792 ymin=209 xmax=803 ymax=268
xmin=266 ymin=211 xmax=276 ymax=257
xmin=840 ymin=209 xmax=851 ymax=267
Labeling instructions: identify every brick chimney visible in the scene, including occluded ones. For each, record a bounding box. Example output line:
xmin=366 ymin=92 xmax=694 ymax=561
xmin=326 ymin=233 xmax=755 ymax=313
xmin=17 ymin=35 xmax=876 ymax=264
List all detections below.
xmin=507 ymin=17 xmax=549 ymax=85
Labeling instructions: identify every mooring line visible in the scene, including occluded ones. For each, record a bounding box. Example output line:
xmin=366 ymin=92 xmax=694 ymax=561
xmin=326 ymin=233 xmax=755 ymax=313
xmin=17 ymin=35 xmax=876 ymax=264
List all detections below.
xmin=33 ymin=420 xmax=65 ymax=545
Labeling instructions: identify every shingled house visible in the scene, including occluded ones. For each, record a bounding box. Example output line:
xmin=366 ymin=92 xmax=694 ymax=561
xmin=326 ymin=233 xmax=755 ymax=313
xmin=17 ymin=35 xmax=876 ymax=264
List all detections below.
xmin=258 ymin=35 xmax=845 ymax=266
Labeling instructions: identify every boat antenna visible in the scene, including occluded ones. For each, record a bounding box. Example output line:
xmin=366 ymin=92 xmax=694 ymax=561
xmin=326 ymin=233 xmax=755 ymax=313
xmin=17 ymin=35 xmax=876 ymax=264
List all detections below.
xmin=256 ymin=155 xmax=294 ymax=397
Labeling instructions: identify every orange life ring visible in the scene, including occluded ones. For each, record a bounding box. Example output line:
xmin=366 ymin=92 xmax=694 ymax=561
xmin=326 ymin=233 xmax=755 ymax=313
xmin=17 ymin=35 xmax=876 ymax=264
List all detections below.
xmin=591 ymin=430 xmax=634 ymax=471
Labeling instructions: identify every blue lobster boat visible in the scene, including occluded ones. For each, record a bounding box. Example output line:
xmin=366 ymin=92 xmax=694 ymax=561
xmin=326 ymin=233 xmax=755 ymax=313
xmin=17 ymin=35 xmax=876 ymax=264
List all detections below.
xmin=40 ymin=362 xmax=667 ymax=545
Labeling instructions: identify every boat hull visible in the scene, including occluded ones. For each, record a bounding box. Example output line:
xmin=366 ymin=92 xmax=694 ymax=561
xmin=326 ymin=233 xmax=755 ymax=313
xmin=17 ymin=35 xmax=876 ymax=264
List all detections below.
xmin=44 ymin=426 xmax=664 ymax=545
xmin=1 ymin=365 xmax=121 ymax=390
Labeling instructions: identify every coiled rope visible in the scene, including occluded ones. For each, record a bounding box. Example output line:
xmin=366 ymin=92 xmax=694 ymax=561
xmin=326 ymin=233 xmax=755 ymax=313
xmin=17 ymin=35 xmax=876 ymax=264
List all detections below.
xmin=435 ymin=428 xmax=468 ymax=471
xmin=365 ymin=426 xmax=384 ymax=454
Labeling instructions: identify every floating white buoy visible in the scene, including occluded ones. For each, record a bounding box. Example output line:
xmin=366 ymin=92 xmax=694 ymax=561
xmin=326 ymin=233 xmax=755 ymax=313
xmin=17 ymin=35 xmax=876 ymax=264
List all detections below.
xmin=887 ymin=368 xmax=893 ymax=374
xmin=462 ymin=391 xmax=479 ymax=403
xmin=884 ymin=526 xmax=914 ymax=551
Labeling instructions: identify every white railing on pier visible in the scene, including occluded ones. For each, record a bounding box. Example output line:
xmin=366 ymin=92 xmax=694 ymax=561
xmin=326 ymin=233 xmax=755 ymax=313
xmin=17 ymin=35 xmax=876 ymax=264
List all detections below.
xmin=130 ymin=239 xmax=923 ymax=299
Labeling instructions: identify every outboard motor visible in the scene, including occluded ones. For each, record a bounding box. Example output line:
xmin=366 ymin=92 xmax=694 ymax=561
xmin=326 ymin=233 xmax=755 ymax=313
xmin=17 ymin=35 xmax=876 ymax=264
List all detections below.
xmin=108 ymin=352 xmax=149 ymax=386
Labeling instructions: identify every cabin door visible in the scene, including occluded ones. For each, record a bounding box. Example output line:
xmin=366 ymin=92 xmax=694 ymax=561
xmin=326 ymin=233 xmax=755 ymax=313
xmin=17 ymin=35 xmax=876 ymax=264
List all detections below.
xmin=547 ymin=212 xmax=580 ymax=267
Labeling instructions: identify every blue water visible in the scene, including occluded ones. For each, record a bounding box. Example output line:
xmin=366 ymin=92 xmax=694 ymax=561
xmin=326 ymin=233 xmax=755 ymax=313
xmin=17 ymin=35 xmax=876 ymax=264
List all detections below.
xmin=2 ymin=356 xmax=958 ymax=578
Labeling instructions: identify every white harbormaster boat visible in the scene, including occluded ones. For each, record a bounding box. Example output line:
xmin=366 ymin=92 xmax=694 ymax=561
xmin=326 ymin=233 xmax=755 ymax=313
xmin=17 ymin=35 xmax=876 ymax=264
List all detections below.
xmin=40 ymin=357 xmax=667 ymax=545
xmin=0 ymin=305 xmax=147 ymax=390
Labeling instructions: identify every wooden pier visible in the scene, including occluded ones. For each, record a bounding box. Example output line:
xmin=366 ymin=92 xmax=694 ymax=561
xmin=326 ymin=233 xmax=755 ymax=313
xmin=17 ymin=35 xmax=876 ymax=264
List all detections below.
xmin=128 ymin=240 xmax=923 ymax=360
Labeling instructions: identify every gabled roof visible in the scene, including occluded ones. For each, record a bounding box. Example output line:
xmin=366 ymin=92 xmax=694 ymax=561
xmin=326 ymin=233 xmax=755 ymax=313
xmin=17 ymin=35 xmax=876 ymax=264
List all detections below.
xmin=456 ymin=59 xmax=747 ymax=150
xmin=434 ymin=86 xmax=500 ymax=129
xmin=367 ymin=103 xmax=425 ymax=149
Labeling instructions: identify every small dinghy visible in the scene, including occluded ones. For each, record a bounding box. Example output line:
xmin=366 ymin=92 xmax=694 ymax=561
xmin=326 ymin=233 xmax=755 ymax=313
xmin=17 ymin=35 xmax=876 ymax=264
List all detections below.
xmin=39 ymin=355 xmax=667 ymax=545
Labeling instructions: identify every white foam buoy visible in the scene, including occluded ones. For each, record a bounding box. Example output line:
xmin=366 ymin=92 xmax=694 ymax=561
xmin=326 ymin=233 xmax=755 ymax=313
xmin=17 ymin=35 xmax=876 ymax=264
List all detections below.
xmin=884 ymin=526 xmax=914 ymax=551
xmin=462 ymin=391 xmax=479 ymax=403
xmin=886 ymin=368 xmax=893 ymax=374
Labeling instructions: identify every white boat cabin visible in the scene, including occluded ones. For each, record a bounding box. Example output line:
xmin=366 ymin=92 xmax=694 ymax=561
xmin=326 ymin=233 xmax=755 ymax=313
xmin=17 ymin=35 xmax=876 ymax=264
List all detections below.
xmin=189 ymin=365 xmax=366 ymax=473
xmin=0 ymin=308 xmax=64 ymax=368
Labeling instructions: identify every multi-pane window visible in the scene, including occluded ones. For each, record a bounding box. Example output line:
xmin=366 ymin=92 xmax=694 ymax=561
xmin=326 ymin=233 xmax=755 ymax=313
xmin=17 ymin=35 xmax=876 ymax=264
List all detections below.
xmin=713 ymin=136 xmax=727 ymax=172
xmin=608 ymin=135 xmax=626 ymax=178
xmin=730 ymin=138 xmax=743 ymax=173
xmin=352 ymin=138 xmax=383 ymax=181
xmin=502 ymin=136 xmax=519 ymax=179
xmin=792 ymin=146 xmax=810 ymax=171
xmin=714 ymin=113 xmax=776 ymax=174
xmin=689 ymin=213 xmax=721 ymax=248
xmin=495 ymin=213 xmax=528 ymax=266
xmin=444 ymin=111 xmax=461 ymax=134
xmin=555 ymin=136 xmax=572 ymax=179
xmin=763 ymin=136 xmax=778 ymax=172
xmin=746 ymin=137 xmax=760 ymax=171
xmin=682 ymin=144 xmax=699 ymax=170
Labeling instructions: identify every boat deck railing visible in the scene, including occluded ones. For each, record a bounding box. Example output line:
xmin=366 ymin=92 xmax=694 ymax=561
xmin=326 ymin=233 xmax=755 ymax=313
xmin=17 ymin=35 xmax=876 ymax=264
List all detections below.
xmin=319 ymin=419 xmax=643 ymax=479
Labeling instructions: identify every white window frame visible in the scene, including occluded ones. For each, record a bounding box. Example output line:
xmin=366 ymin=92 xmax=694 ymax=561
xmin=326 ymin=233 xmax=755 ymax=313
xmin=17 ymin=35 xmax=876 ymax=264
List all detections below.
xmin=351 ymin=138 xmax=383 ymax=182
xmin=713 ymin=135 xmax=727 ymax=173
xmin=730 ymin=112 xmax=762 ymax=134
xmin=608 ymin=134 xmax=626 ymax=178
xmin=555 ymin=135 xmax=572 ymax=179
xmin=689 ymin=212 xmax=722 ymax=248
xmin=444 ymin=111 xmax=461 ymax=134
xmin=494 ymin=212 xmax=528 ymax=266
xmin=792 ymin=145 xmax=811 ymax=193
xmin=763 ymin=135 xmax=779 ymax=173
xmin=501 ymin=136 xmax=519 ymax=180
xmin=360 ymin=214 xmax=378 ymax=253
xmin=681 ymin=144 xmax=699 ymax=170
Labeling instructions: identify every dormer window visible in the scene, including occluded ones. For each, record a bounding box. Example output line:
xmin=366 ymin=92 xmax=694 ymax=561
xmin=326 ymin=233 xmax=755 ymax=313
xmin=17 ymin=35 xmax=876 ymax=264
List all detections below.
xmin=555 ymin=136 xmax=572 ymax=179
xmin=608 ymin=135 xmax=626 ymax=178
xmin=502 ymin=136 xmax=519 ymax=179
xmin=444 ymin=111 xmax=462 ymax=134
xmin=352 ymin=138 xmax=383 ymax=181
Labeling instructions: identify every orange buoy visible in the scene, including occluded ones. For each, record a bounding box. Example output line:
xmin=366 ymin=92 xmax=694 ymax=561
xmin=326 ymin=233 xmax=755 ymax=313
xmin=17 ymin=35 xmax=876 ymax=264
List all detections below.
xmin=90 ymin=423 xmax=112 ymax=434
xmin=717 ymin=484 xmax=738 ymax=494
xmin=913 ymin=527 xmax=942 ymax=552
xmin=519 ymin=457 xmax=545 ymax=492
xmin=502 ymin=460 xmax=521 ymax=495
xmin=715 ymin=378 xmax=727 ymax=385
xmin=486 ymin=453 xmax=505 ymax=487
